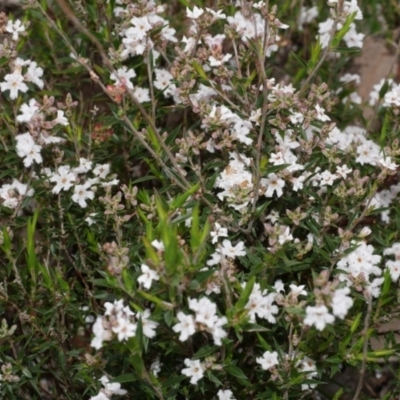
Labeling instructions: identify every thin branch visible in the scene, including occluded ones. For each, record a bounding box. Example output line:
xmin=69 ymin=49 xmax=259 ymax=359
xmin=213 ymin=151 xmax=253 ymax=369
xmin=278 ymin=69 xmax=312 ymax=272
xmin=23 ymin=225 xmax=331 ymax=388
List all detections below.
xmin=352 ymin=297 xmax=373 ymax=400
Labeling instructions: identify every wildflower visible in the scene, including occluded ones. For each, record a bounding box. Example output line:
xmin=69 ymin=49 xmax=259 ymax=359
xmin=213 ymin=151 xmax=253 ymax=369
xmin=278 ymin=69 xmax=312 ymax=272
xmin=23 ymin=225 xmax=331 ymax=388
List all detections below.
xmin=93 ymin=164 xmax=110 ymax=179
xmin=15 ymin=132 xmax=43 ymax=167
xmin=137 ymin=264 xmax=160 ymax=289
xmin=110 ymin=66 xmax=136 ymax=89
xmin=17 ymin=99 xmax=39 ymax=123
xmin=210 ymin=223 xmax=228 ymax=244
xmin=72 ymin=182 xmax=95 ymax=208
xmin=262 ymin=173 xmax=285 ymax=197
xmin=74 ymin=157 xmax=93 ymax=174
xmin=137 ymin=309 xmax=158 ymax=338
xmin=132 ymin=87 xmax=150 ymax=103
xmin=256 ymin=351 xmax=279 ymax=370
xmin=6 ymin=19 xmax=25 ymax=41
xmin=331 ymin=287 xmax=353 ymax=319
xmin=217 ymin=389 xmax=236 ymax=400
xmin=49 ymin=166 xmax=76 ymax=194
xmin=25 ymin=61 xmax=44 ymax=89
xmin=0 ymin=71 xmax=28 ymax=99
xmin=172 ymin=312 xmax=196 ymax=341
xmin=53 ymin=110 xmax=69 ymax=126
xmin=182 ymin=358 xmax=204 ymax=384
xmin=186 ymin=6 xmax=204 ymax=19
xmin=303 ymin=305 xmax=334 ymax=331
xmin=220 ymin=239 xmax=246 ymax=258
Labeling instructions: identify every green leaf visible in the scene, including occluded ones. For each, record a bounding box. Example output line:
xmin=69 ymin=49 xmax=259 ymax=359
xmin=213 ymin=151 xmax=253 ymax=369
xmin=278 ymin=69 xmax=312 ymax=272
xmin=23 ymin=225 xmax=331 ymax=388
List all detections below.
xmin=226 ymin=365 xmax=248 ymax=381
xmin=170 ymin=183 xmax=200 ymax=210
xmin=235 ymin=276 xmax=255 ymax=311
xmin=112 ymin=374 xmax=137 ymax=383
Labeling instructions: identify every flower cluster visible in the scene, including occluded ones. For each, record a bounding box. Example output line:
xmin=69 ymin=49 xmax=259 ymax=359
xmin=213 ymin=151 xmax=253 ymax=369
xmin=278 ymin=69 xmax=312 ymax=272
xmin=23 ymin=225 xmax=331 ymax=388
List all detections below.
xmin=91 ymin=300 xmax=157 ymax=349
xmin=173 ymin=297 xmax=227 ymax=346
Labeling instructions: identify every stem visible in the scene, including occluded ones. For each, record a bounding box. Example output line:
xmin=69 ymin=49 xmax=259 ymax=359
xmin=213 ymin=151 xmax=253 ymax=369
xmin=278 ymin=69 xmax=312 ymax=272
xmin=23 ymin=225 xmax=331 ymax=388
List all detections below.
xmin=352 ymin=297 xmax=373 ymax=400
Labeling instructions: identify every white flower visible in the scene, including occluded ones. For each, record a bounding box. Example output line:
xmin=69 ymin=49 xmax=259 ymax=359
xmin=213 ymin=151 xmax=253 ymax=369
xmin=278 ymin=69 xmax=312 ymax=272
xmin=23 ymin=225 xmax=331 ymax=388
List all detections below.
xmin=315 ymin=104 xmax=330 ymax=121
xmin=289 ymin=284 xmax=307 ymax=297
xmin=74 ymin=157 xmax=93 ymax=174
xmin=15 ymin=132 xmax=43 ymax=167
xmin=154 ymin=68 xmax=173 ymax=91
xmin=112 ymin=317 xmax=137 ymax=342
xmin=256 ymin=350 xmax=279 ymax=370
xmin=1 ymin=71 xmax=28 ymax=99
xmin=274 ymin=280 xmax=285 ymax=293
xmin=17 ymin=99 xmax=39 ymax=123
xmin=303 ymin=305 xmax=334 ymax=331
xmin=151 ymin=239 xmax=165 ymax=251
xmin=220 ymin=239 xmax=246 ymax=258
xmin=72 ymin=182 xmax=95 ymax=208
xmin=331 ymin=287 xmax=353 ymax=319
xmin=85 ymin=213 xmax=97 ymax=226
xmin=210 ymin=222 xmax=228 ymax=244
xmin=186 ymin=6 xmax=204 ymax=19
xmin=182 ymin=358 xmax=204 ymax=384
xmin=386 ymin=260 xmax=400 ymax=282
xmin=99 ymin=375 xmax=127 ymax=396
xmin=190 ymin=297 xmax=217 ymax=328
xmin=49 ymin=166 xmax=76 ymax=194
xmin=53 ymin=110 xmax=69 ymax=126
xmin=172 ymin=312 xmax=196 ymax=341
xmin=0 ymin=179 xmax=34 ymax=209
xmin=245 ymin=283 xmax=279 ymax=323
xmin=217 ymin=389 xmax=236 ymax=400
xmin=90 ymin=393 xmax=109 ymax=400
xmin=262 ymin=173 xmax=285 ymax=197
xmin=110 ymin=66 xmax=136 ymax=89
xmin=319 ymin=170 xmax=337 ymax=186
xmin=137 ymin=309 xmax=158 ymax=338
xmin=6 ymin=19 xmax=25 ymax=41
xmin=25 ymin=61 xmax=44 ymax=89
xmin=128 ymin=16 xmax=152 ymax=41
xmin=150 ymin=358 xmax=162 ymax=377
xmin=91 ymin=316 xmax=112 ymax=350
xmin=137 ymin=264 xmax=160 ymax=289
xmin=133 ymin=86 xmax=150 ymax=103
xmin=93 ymin=164 xmax=110 ymax=179
xmin=336 ymin=164 xmax=352 ymax=179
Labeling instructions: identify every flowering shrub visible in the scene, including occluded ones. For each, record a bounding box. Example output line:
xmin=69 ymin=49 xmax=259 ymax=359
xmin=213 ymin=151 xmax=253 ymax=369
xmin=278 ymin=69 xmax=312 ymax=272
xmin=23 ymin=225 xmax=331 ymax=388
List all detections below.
xmin=1 ymin=0 xmax=400 ymax=398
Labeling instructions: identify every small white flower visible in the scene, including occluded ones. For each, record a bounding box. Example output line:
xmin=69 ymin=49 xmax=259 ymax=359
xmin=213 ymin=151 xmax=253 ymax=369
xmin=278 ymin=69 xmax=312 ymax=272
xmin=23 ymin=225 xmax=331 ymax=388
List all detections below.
xmin=172 ymin=312 xmax=196 ymax=341
xmin=74 ymin=157 xmax=93 ymax=174
xmin=262 ymin=173 xmax=285 ymax=197
xmin=72 ymin=182 xmax=95 ymax=208
xmin=6 ymin=19 xmax=25 ymax=41
xmin=256 ymin=351 xmax=279 ymax=370
xmin=182 ymin=358 xmax=204 ymax=384
xmin=110 ymin=66 xmax=136 ymax=89
xmin=25 ymin=61 xmax=44 ymax=89
xmin=217 ymin=389 xmax=236 ymax=400
xmin=331 ymin=287 xmax=353 ymax=319
xmin=93 ymin=164 xmax=111 ymax=179
xmin=16 ymin=99 xmax=39 ymax=123
xmin=53 ymin=110 xmax=69 ymax=126
xmin=151 ymin=239 xmax=165 ymax=251
xmin=0 ymin=71 xmax=28 ymax=99
xmin=304 ymin=305 xmax=334 ymax=331
xmin=49 ymin=166 xmax=76 ymax=194
xmin=315 ymin=104 xmax=330 ymax=121
xmin=186 ymin=6 xmax=204 ymax=19
xmin=289 ymin=284 xmax=307 ymax=297
xmin=220 ymin=239 xmax=246 ymax=258
xmin=137 ymin=264 xmax=160 ymax=289
xmin=137 ymin=309 xmax=158 ymax=338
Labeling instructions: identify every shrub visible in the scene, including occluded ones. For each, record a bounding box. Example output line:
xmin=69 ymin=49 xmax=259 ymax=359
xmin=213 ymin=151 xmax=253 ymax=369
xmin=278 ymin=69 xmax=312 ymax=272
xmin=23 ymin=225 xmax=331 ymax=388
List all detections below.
xmin=1 ymin=0 xmax=400 ymax=399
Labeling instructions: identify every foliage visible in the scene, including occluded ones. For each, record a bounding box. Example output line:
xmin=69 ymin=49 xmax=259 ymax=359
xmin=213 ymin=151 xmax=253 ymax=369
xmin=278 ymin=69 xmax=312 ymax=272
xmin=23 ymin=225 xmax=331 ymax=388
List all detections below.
xmin=1 ymin=0 xmax=400 ymax=399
